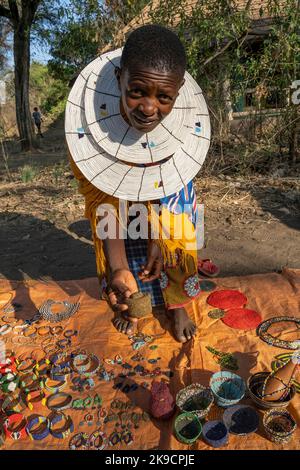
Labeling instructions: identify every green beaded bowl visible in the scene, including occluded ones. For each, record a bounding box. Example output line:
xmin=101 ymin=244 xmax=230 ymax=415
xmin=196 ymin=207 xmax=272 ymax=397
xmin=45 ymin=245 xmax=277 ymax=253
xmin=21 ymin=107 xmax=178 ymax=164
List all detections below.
xmin=263 ymin=409 xmax=297 ymax=444
xmin=176 ymin=383 xmax=214 ymax=419
xmin=174 ymin=412 xmax=202 ymax=445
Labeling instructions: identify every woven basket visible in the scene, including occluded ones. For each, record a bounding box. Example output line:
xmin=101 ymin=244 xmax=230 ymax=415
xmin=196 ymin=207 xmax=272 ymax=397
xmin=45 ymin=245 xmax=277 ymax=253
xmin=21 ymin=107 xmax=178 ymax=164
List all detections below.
xmin=209 ymin=371 xmax=245 ymax=408
xmin=174 ymin=412 xmax=202 ymax=444
xmin=247 ymin=372 xmax=296 ymax=410
xmin=176 ymin=383 xmax=214 ymax=419
xmin=263 ymin=409 xmax=297 ymax=444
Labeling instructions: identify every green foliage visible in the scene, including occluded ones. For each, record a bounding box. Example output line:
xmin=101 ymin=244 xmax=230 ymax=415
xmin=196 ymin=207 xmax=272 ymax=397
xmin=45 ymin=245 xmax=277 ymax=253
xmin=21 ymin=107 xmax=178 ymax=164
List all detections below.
xmin=47 ymin=0 xmax=149 ymax=82
xmin=150 ymin=0 xmax=300 ymax=167
xmin=30 ymin=62 xmax=69 ymax=116
xmin=20 ymin=165 xmax=38 ymax=183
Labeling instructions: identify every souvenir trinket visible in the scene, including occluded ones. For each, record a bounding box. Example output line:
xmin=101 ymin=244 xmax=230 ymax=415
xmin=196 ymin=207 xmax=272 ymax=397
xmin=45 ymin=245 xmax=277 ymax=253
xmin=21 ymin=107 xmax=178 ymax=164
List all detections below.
xmin=263 ymin=409 xmax=297 ymax=444
xmin=150 ymin=380 xmax=175 ymax=420
xmin=206 ymin=346 xmax=239 ymax=371
xmin=3 ymin=414 xmax=28 ymax=440
xmin=202 ymin=420 xmax=228 ymax=448
xmin=247 ymin=372 xmax=296 ymax=409
xmin=223 ymin=405 xmax=259 ymax=435
xmin=256 ymin=317 xmax=300 ymax=350
xmin=174 ymin=412 xmax=202 ymax=444
xmin=69 ymin=432 xmax=89 ymax=450
xmin=88 ymin=430 xmax=107 ymax=450
xmin=262 ymin=355 xmax=299 ymax=402
xmin=39 ymin=299 xmax=80 ymax=323
xmin=176 ymin=383 xmax=214 ymax=419
xmin=125 ymin=291 xmax=152 ymax=319
xmin=208 ymin=309 xmax=225 ymax=320
xmin=210 ymin=371 xmax=245 ymax=408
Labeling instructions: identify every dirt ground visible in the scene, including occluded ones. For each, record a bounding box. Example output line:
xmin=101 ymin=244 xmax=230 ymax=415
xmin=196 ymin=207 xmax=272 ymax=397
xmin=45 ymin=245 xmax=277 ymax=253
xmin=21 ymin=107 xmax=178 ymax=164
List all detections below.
xmin=0 ymin=117 xmax=300 ymax=284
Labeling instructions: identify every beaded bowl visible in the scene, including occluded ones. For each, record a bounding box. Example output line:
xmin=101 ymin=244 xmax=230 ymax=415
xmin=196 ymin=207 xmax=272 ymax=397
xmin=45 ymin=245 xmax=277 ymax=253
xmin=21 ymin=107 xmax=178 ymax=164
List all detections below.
xmin=263 ymin=409 xmax=297 ymax=444
xmin=174 ymin=412 xmax=202 ymax=445
xmin=247 ymin=372 xmax=296 ymax=410
xmin=209 ymin=371 xmax=246 ymax=408
xmin=202 ymin=420 xmax=228 ymax=448
xmin=176 ymin=383 xmax=214 ymax=419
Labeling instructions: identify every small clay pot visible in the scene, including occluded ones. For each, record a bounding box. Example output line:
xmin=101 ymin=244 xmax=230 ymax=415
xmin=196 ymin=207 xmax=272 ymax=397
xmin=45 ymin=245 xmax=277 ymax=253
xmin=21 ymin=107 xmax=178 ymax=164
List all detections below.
xmin=125 ymin=292 xmax=152 ymax=319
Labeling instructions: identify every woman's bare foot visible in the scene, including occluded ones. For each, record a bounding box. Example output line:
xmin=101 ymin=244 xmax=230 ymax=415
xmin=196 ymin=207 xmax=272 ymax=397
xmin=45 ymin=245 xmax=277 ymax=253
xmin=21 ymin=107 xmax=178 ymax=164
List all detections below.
xmin=167 ymin=307 xmax=196 ymax=343
xmin=112 ymin=313 xmax=137 ymax=336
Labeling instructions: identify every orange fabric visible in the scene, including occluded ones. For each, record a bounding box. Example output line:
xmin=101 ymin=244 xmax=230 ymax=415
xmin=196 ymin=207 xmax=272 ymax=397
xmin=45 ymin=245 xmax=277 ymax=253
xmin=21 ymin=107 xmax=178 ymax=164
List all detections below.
xmin=0 ymin=268 xmax=299 ymax=450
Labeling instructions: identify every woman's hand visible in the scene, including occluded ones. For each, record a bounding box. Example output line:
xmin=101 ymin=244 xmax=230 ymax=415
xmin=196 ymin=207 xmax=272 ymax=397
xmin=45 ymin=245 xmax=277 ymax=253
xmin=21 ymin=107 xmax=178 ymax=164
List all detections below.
xmin=107 ymin=268 xmax=138 ymax=312
xmin=138 ymin=241 xmax=163 ymax=283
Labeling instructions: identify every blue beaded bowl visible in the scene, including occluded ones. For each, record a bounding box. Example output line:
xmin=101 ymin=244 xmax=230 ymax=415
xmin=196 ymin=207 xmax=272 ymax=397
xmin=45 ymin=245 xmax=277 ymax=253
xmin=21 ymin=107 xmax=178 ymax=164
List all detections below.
xmin=202 ymin=420 xmax=228 ymax=448
xmin=209 ymin=371 xmax=246 ymax=408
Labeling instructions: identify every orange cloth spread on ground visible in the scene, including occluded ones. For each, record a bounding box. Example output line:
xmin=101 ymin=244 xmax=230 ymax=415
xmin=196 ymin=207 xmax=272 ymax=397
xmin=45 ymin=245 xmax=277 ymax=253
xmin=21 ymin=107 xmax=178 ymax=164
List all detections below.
xmin=0 ymin=268 xmax=299 ymax=450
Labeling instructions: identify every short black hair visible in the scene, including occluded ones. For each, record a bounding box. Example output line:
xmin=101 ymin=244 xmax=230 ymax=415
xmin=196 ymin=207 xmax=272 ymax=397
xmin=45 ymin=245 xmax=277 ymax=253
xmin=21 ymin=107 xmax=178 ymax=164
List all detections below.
xmin=120 ymin=25 xmax=186 ymax=77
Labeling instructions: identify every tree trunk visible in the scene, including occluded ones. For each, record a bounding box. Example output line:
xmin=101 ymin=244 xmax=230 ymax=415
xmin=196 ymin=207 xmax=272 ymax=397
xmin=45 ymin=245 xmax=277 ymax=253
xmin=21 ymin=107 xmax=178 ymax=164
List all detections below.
xmin=13 ymin=22 xmax=37 ymax=151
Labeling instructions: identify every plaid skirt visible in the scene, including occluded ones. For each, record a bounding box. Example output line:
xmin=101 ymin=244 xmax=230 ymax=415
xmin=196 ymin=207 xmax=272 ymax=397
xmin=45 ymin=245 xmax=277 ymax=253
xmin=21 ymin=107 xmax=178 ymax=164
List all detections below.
xmin=124 ymin=237 xmax=164 ymax=307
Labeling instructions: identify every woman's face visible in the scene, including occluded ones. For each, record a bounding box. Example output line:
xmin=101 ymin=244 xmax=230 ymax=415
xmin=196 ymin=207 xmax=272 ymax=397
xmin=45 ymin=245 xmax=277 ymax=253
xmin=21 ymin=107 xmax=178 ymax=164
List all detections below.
xmin=116 ymin=66 xmax=185 ymax=133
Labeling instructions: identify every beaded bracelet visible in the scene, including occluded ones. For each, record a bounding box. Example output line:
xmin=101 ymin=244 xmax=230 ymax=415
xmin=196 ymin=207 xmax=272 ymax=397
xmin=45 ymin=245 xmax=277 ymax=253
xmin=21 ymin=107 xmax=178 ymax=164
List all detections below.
xmin=45 ymin=392 xmax=73 ymax=411
xmin=26 ymin=415 xmax=50 ymax=441
xmin=48 ymin=411 xmax=74 ymax=439
xmin=69 ymin=432 xmax=89 ymax=450
xmin=26 ymin=390 xmax=46 ymax=411
xmin=56 ymin=338 xmax=71 ymax=350
xmin=72 ymin=354 xmax=101 ymax=377
xmin=44 ymin=378 xmax=67 ymax=394
xmin=0 ymin=372 xmax=19 ymax=393
xmin=34 ymin=359 xmax=51 ymax=377
xmin=19 ymin=373 xmax=41 ymax=393
xmin=1 ymin=314 xmax=19 ymax=325
xmin=2 ymin=394 xmax=27 ymax=414
xmin=0 ymin=325 xmax=12 ymax=336
xmin=50 ymin=326 xmax=63 ymax=336
xmin=64 ymin=329 xmax=78 ymax=339
xmin=16 ymin=358 xmax=36 ymax=375
xmin=3 ymin=413 xmax=28 ymax=440
xmin=22 ymin=326 xmax=37 ymax=338
xmin=37 ymin=326 xmax=51 ymax=337
xmin=71 ymin=354 xmax=92 ymax=373
xmin=88 ymin=430 xmax=107 ymax=450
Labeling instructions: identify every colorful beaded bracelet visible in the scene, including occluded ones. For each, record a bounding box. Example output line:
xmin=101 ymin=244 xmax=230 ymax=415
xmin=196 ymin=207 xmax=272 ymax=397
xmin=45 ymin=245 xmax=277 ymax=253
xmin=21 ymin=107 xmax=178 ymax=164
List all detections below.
xmin=4 ymin=413 xmax=27 ymax=440
xmin=257 ymin=316 xmax=300 ymax=350
xmin=26 ymin=415 xmax=50 ymax=441
xmin=48 ymin=411 xmax=74 ymax=439
xmin=45 ymin=392 xmax=73 ymax=411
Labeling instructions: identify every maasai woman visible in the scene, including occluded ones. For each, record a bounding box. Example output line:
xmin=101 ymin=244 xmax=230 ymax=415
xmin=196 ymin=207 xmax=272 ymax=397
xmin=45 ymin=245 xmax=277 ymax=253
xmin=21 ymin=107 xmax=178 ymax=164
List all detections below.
xmin=66 ymin=25 xmax=211 ymax=343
